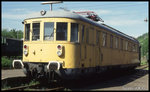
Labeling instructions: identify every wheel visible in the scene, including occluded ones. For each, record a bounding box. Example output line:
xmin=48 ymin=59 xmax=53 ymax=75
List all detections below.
xmin=23 ymin=68 xmax=32 ymax=78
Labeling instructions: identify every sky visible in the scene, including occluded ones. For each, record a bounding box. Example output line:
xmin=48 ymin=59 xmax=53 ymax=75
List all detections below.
xmin=1 ymin=1 xmax=149 ymax=38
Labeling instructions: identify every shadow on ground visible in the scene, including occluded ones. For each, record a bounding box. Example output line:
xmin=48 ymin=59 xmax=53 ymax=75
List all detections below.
xmin=64 ymin=69 xmax=148 ymax=91
xmin=1 ymin=77 xmax=31 ymax=89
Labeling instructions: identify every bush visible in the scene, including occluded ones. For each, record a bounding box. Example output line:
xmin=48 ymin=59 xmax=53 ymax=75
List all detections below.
xmin=1 ymin=57 xmax=13 ymax=68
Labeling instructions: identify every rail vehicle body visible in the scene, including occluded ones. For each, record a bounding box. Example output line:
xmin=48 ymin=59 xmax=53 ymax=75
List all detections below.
xmin=1 ymin=37 xmax=23 ymax=56
xmin=13 ymin=10 xmax=141 ymax=80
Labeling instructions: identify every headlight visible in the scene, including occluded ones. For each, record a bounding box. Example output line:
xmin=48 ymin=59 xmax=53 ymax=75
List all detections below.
xmin=24 ymin=50 xmax=28 ymax=55
xmin=57 ymin=51 xmax=62 ymax=56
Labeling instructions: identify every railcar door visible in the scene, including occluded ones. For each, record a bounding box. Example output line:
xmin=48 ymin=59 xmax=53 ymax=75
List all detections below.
xmin=89 ymin=28 xmax=95 ymax=67
xmin=95 ymin=31 xmax=101 ymax=66
xmin=81 ymin=25 xmax=86 ymax=67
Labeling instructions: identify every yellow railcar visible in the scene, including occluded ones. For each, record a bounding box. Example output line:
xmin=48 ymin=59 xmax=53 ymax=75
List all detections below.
xmin=13 ymin=10 xmax=140 ymax=80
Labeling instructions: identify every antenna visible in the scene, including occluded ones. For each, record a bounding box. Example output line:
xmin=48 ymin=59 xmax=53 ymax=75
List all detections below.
xmin=41 ymin=1 xmax=63 ymax=11
xmin=144 ymin=17 xmax=148 ymax=22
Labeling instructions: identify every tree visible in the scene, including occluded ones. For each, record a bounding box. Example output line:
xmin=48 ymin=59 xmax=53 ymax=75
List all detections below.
xmin=137 ymin=33 xmax=149 ymax=59
xmin=2 ymin=29 xmax=23 ymax=39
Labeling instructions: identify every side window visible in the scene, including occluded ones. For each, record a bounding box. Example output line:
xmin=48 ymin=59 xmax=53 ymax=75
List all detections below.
xmin=135 ymin=44 xmax=137 ymax=52
xmin=90 ymin=28 xmax=94 ymax=45
xmin=128 ymin=42 xmax=131 ymax=51
xmin=25 ymin=24 xmax=30 ymax=41
xmin=125 ymin=41 xmax=128 ymax=51
xmin=56 ymin=22 xmax=67 ymax=41
xmin=120 ymin=38 xmax=123 ymax=50
xmin=32 ymin=23 xmax=40 ymax=41
xmin=102 ymin=32 xmax=107 ymax=47
xmin=133 ymin=44 xmax=136 ymax=52
xmin=137 ymin=45 xmax=139 ymax=52
xmin=96 ymin=31 xmax=100 ymax=45
xmin=81 ymin=25 xmax=85 ymax=43
xmin=71 ymin=23 xmax=79 ymax=42
xmin=44 ymin=22 xmax=54 ymax=41
xmin=115 ymin=37 xmax=119 ymax=49
xmin=131 ymin=43 xmax=133 ymax=52
xmin=110 ymin=34 xmax=113 ymax=48
xmin=86 ymin=28 xmax=89 ymax=44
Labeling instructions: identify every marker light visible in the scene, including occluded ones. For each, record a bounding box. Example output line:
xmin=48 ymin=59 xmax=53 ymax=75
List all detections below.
xmin=57 ymin=45 xmax=62 ymax=50
xmin=57 ymin=45 xmax=63 ymax=57
xmin=24 ymin=45 xmax=28 ymax=56
xmin=24 ymin=45 xmax=27 ymax=49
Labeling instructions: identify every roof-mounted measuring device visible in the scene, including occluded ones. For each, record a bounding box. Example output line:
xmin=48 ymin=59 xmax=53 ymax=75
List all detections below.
xmin=41 ymin=1 xmax=63 ymax=11
xmin=74 ymin=11 xmax=104 ymax=22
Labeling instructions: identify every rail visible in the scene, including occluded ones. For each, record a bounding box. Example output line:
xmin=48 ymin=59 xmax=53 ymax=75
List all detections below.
xmin=2 ymin=64 xmax=148 ymax=91
xmin=136 ymin=64 xmax=148 ymax=70
xmin=2 ymin=83 xmax=64 ymax=91
xmin=24 ymin=87 xmax=64 ymax=91
xmin=2 ymin=83 xmax=40 ymax=91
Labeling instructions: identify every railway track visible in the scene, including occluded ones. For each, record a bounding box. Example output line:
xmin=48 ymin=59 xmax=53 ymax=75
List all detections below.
xmin=1 ymin=76 xmax=65 ymax=91
xmin=2 ymin=82 xmax=64 ymax=91
xmin=2 ymin=83 xmax=40 ymax=91
xmin=24 ymin=87 xmax=64 ymax=91
xmin=63 ymin=64 xmax=148 ymax=90
xmin=1 ymin=64 xmax=148 ymax=91
xmin=136 ymin=64 xmax=148 ymax=70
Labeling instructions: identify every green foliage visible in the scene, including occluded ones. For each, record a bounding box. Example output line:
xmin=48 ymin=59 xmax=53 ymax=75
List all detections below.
xmin=137 ymin=33 xmax=149 ymax=60
xmin=140 ymin=60 xmax=148 ymax=65
xmin=28 ymin=80 xmax=40 ymax=86
xmin=2 ymin=28 xmax=23 ymax=39
xmin=1 ymin=57 xmax=13 ymax=68
xmin=1 ymin=56 xmax=22 ymax=68
xmin=1 ymin=82 xmax=11 ymax=90
xmin=145 ymin=67 xmax=149 ymax=70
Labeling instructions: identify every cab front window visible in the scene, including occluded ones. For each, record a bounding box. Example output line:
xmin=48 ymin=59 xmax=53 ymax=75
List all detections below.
xmin=32 ymin=23 xmax=40 ymax=41
xmin=44 ymin=22 xmax=54 ymax=40
xmin=25 ymin=24 xmax=30 ymax=41
xmin=56 ymin=22 xmax=67 ymax=41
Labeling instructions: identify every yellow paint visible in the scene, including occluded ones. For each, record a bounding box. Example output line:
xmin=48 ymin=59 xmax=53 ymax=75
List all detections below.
xmin=23 ymin=17 xmax=140 ymax=69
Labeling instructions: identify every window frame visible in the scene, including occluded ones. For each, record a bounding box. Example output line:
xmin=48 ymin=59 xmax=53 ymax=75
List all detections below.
xmin=120 ymin=38 xmax=123 ymax=50
xmin=24 ymin=23 xmax=30 ymax=41
xmin=96 ymin=30 xmax=100 ymax=45
xmin=32 ymin=23 xmax=40 ymax=41
xmin=110 ymin=34 xmax=113 ymax=48
xmin=102 ymin=32 xmax=107 ymax=47
xmin=56 ymin=22 xmax=68 ymax=41
xmin=86 ymin=28 xmax=89 ymax=44
xmin=43 ymin=22 xmax=54 ymax=41
xmin=81 ymin=25 xmax=85 ymax=43
xmin=70 ymin=23 xmax=79 ymax=42
xmin=125 ymin=40 xmax=128 ymax=51
xmin=115 ymin=36 xmax=119 ymax=49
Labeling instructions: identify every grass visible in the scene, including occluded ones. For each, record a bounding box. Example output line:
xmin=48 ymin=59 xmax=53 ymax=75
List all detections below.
xmin=144 ymin=67 xmax=149 ymax=70
xmin=2 ymin=81 xmax=11 ymax=90
xmin=140 ymin=58 xmax=149 ymax=70
xmin=28 ymin=80 xmax=40 ymax=86
xmin=140 ymin=60 xmax=148 ymax=66
xmin=1 ymin=56 xmax=13 ymax=68
xmin=2 ymin=79 xmax=39 ymax=90
xmin=1 ymin=56 xmax=22 ymax=69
